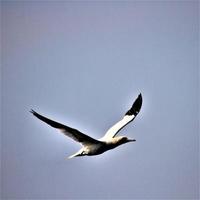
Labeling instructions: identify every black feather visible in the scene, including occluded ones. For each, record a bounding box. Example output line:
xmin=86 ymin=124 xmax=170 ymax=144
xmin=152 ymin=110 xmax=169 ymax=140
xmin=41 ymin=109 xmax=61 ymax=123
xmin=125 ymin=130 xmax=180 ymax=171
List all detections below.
xmin=125 ymin=93 xmax=142 ymax=116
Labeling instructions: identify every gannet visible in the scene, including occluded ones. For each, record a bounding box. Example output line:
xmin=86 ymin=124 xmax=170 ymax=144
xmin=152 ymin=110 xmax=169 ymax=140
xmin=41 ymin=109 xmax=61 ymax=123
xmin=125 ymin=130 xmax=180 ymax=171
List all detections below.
xmin=30 ymin=93 xmax=142 ymax=159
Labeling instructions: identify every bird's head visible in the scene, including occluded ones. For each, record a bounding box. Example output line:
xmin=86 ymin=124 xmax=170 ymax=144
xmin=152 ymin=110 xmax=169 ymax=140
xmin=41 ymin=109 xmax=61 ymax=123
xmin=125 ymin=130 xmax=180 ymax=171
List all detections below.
xmin=115 ymin=136 xmax=136 ymax=145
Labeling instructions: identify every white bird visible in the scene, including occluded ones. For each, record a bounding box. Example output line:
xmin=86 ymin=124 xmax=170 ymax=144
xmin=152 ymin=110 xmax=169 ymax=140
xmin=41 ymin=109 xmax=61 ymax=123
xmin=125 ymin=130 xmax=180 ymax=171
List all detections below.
xmin=30 ymin=93 xmax=142 ymax=159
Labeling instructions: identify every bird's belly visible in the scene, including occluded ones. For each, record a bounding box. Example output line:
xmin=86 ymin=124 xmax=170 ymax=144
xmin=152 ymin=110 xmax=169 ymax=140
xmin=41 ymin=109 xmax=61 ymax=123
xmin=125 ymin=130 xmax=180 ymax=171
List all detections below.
xmin=86 ymin=143 xmax=108 ymax=156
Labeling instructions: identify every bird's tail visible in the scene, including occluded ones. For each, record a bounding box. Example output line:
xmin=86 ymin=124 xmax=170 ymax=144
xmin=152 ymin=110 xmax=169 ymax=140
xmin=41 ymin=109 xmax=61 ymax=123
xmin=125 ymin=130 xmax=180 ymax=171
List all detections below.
xmin=66 ymin=150 xmax=83 ymax=159
xmin=67 ymin=154 xmax=77 ymax=159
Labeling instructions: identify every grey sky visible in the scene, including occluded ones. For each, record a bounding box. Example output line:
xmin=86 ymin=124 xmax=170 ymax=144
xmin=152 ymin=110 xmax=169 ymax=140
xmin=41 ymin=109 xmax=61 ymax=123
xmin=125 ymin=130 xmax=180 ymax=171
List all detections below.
xmin=1 ymin=1 xmax=199 ymax=199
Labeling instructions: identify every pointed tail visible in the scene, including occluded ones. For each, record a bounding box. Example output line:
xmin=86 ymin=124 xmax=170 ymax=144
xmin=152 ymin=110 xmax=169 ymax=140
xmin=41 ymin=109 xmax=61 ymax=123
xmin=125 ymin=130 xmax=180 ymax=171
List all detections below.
xmin=67 ymin=150 xmax=83 ymax=159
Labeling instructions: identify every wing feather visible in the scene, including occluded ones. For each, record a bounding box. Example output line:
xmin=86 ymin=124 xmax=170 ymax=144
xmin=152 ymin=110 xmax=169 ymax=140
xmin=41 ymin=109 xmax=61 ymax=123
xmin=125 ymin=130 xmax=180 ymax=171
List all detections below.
xmin=101 ymin=93 xmax=142 ymax=139
xmin=30 ymin=110 xmax=99 ymax=146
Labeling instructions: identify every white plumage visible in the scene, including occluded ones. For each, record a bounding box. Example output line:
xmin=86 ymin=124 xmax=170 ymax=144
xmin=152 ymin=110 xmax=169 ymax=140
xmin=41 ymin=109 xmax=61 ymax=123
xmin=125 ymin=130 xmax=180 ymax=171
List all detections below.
xmin=30 ymin=93 xmax=142 ymax=158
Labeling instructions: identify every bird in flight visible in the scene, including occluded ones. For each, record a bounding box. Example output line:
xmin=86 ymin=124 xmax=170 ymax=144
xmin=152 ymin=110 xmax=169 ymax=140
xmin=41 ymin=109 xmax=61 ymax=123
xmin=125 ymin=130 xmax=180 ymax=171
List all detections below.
xmin=30 ymin=93 xmax=142 ymax=159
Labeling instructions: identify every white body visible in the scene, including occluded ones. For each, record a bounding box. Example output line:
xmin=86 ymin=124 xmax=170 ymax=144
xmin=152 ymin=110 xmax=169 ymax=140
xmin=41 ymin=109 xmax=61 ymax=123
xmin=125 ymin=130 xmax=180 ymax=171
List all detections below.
xmin=30 ymin=93 xmax=142 ymax=158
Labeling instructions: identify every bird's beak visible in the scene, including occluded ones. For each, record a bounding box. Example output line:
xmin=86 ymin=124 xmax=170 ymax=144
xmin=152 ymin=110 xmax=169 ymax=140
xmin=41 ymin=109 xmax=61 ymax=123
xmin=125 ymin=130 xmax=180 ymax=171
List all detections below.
xmin=127 ymin=138 xmax=136 ymax=142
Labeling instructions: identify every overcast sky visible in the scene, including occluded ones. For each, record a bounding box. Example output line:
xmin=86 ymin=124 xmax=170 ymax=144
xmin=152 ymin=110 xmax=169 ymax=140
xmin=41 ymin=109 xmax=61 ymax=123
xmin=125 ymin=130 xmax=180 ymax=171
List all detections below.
xmin=1 ymin=1 xmax=199 ymax=199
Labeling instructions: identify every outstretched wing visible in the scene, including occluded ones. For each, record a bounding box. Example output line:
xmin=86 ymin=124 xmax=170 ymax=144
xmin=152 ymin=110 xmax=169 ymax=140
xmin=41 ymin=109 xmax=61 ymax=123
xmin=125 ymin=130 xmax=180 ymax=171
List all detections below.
xmin=30 ymin=110 xmax=100 ymax=146
xmin=101 ymin=93 xmax=142 ymax=140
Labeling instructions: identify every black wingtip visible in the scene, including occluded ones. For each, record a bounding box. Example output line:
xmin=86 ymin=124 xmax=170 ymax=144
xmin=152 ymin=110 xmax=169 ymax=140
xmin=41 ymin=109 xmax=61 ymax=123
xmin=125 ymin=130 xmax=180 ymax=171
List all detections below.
xmin=125 ymin=93 xmax=142 ymax=116
xmin=30 ymin=109 xmax=36 ymax=115
xmin=138 ymin=93 xmax=142 ymax=102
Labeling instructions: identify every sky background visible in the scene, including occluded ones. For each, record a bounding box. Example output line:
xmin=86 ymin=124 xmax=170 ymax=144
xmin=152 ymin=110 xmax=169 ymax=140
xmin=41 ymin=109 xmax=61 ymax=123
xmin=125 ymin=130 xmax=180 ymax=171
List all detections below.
xmin=1 ymin=1 xmax=199 ymax=199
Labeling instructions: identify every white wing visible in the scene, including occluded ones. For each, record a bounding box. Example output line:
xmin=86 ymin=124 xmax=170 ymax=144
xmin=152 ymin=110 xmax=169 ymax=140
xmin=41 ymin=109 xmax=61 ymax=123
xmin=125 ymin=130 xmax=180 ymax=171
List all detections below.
xmin=101 ymin=93 xmax=142 ymax=140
